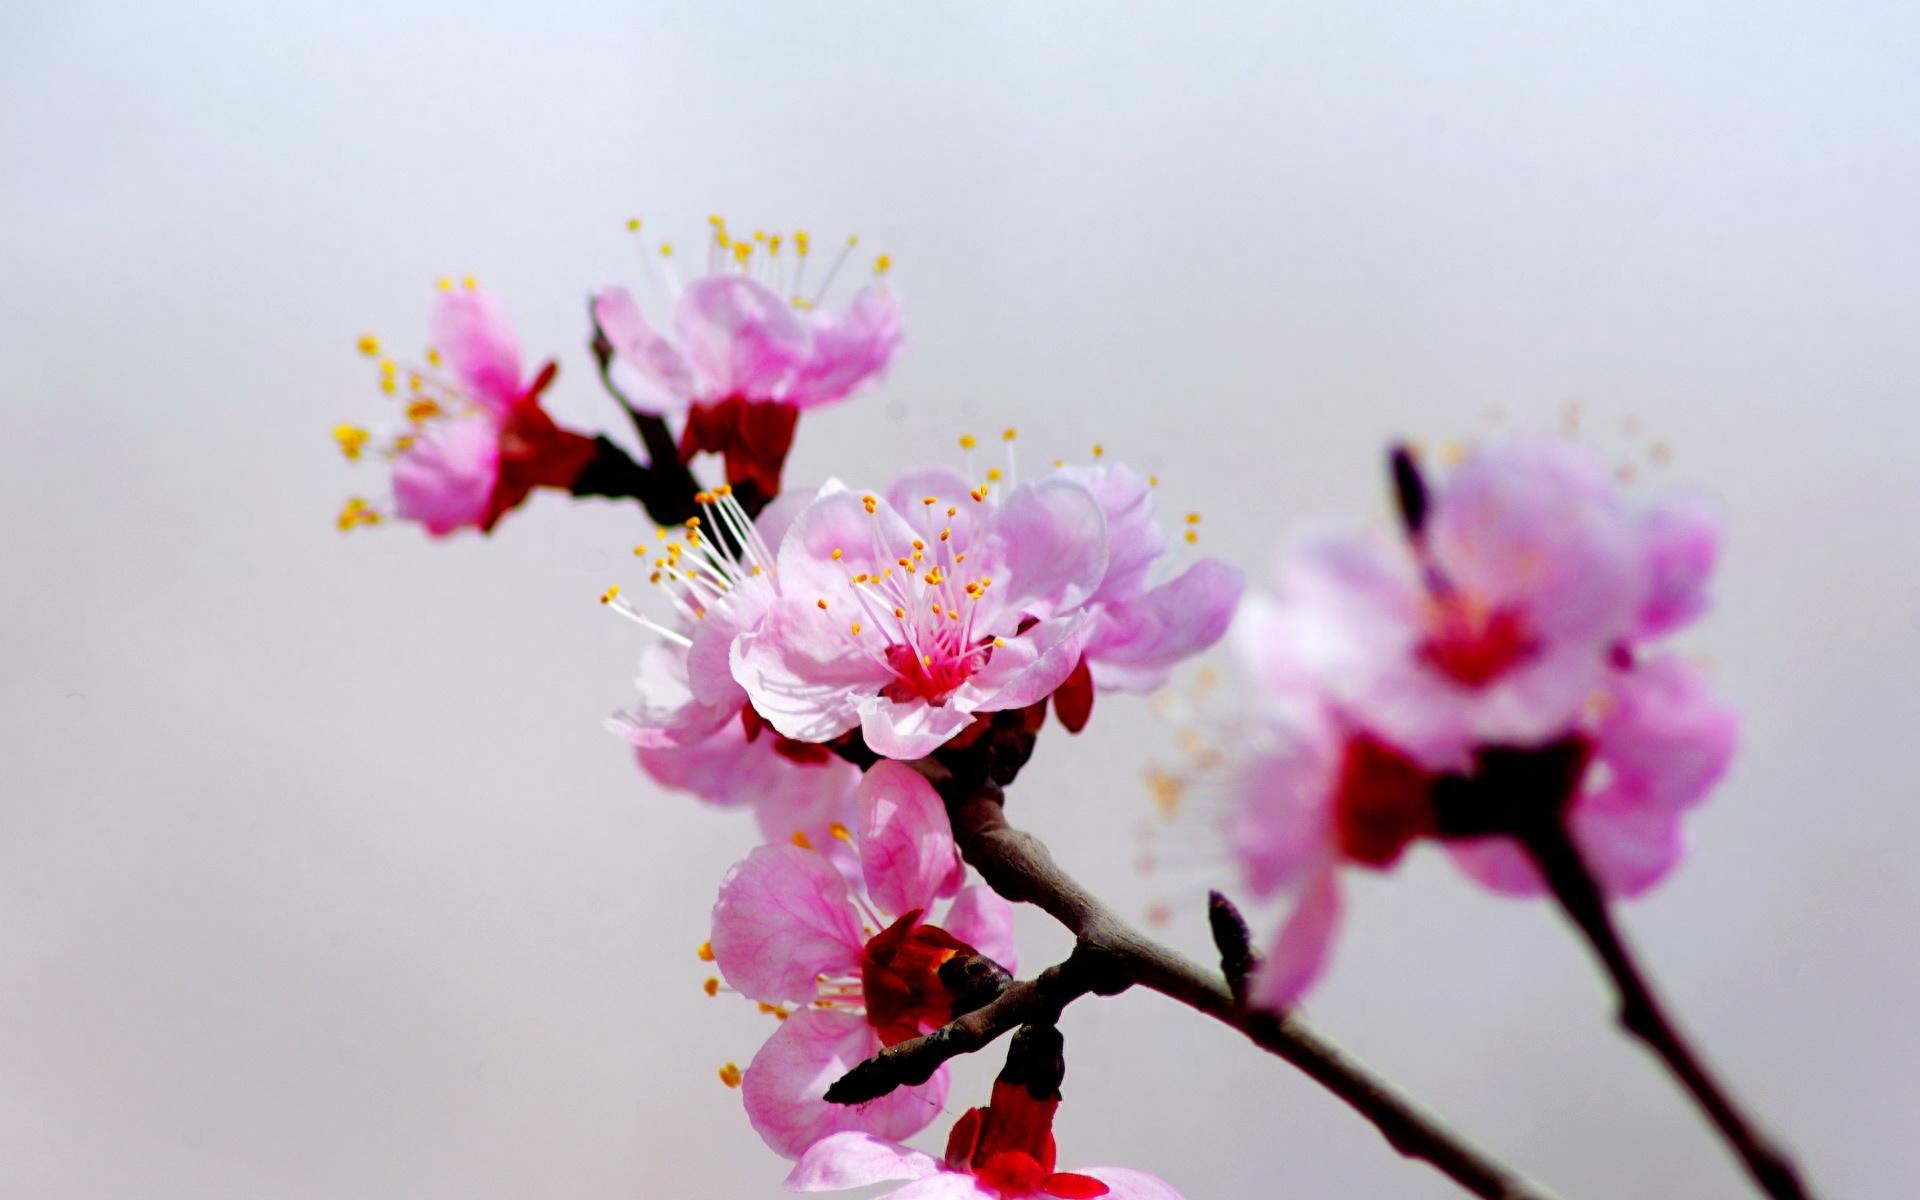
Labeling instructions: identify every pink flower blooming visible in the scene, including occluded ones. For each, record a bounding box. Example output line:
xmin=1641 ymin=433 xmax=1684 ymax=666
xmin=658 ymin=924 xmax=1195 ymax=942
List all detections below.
xmin=336 ymin=284 xmax=596 ymax=536
xmin=786 ymin=1083 xmax=1182 ymax=1200
xmin=1047 ymin=461 xmax=1244 ymax=731
xmin=710 ymin=762 xmax=1017 ymax=1157
xmin=1227 ymin=439 xmax=1736 ymax=1006
xmin=594 ymin=225 xmax=901 ymax=499
xmin=731 ymin=469 xmax=1115 ymax=760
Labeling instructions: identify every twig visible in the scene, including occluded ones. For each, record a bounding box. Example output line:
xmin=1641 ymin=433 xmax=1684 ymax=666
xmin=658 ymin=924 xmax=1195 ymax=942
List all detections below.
xmin=837 ymin=779 xmax=1563 ymax=1200
xmin=1518 ymin=818 xmax=1815 ymax=1200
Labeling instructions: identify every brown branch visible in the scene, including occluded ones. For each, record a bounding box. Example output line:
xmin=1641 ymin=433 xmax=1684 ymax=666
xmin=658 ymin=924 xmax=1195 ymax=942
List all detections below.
xmin=839 ymin=778 xmax=1563 ymax=1200
xmin=1518 ymin=818 xmax=1816 ymax=1200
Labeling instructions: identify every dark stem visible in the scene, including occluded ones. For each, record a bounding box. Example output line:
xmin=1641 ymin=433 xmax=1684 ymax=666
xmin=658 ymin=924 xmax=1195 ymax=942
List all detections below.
xmin=848 ymin=778 xmax=1561 ymax=1200
xmin=1517 ymin=818 xmax=1815 ymax=1200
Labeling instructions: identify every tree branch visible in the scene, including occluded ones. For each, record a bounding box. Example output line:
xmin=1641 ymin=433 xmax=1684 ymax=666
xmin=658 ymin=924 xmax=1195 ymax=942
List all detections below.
xmin=837 ymin=778 xmax=1564 ymax=1200
xmin=1518 ymin=818 xmax=1816 ymax=1200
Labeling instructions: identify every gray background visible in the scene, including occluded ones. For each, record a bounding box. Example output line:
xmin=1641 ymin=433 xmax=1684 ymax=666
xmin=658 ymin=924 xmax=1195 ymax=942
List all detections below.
xmin=3 ymin=2 xmax=1915 ymax=1197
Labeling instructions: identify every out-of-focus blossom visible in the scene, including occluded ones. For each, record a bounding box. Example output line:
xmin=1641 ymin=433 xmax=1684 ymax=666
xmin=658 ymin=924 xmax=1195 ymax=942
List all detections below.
xmin=1217 ymin=438 xmax=1734 ymax=1007
xmin=731 ymin=470 xmax=1111 ymax=760
xmin=335 ymin=283 xmax=597 ymax=536
xmin=595 ymin=221 xmax=901 ymax=498
xmin=710 ymin=763 xmax=1017 ymax=1157
xmin=787 ymin=1027 xmax=1181 ymax=1200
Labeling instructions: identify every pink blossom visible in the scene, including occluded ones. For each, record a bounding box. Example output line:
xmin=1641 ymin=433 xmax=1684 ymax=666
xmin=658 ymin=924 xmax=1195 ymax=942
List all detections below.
xmin=1049 ymin=462 xmax=1244 ymax=727
xmin=1224 ymin=439 xmax=1735 ymax=1007
xmin=340 ymin=285 xmax=595 ymax=536
xmin=710 ymin=762 xmax=1017 ymax=1157
xmin=732 ymin=472 xmax=1110 ymax=760
xmin=594 ymin=240 xmax=900 ymax=497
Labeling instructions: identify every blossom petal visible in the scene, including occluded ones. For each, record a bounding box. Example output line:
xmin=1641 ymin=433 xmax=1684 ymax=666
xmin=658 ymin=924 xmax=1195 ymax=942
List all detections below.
xmin=1055 ymin=463 xmax=1166 ymax=606
xmin=744 ymin=1008 xmax=949 ymax=1159
xmin=711 ymin=845 xmax=864 ymax=1004
xmin=786 ymin=282 xmax=903 ymax=409
xmin=886 ymin=466 xmax=986 ymax=548
xmin=1249 ymin=869 xmax=1343 ymax=1008
xmin=1085 ymin=559 xmax=1244 ymax=693
xmin=753 ymin=755 xmax=863 ymax=850
xmin=971 ymin=614 xmax=1095 ymax=712
xmin=428 ymin=287 xmax=524 ymax=414
xmin=785 ymin=1131 xmax=943 ymax=1191
xmin=632 ymin=717 xmax=763 ymax=807
xmin=733 ymin=602 xmax=881 ymax=745
xmin=939 ymin=885 xmax=1018 ymax=973
xmin=1076 ymin=1167 xmax=1187 ymax=1200
xmin=986 ymin=476 xmax=1109 ymax=618
xmin=391 ymin=414 xmax=500 ymax=536
xmin=592 ymin=285 xmax=697 ymax=413
xmin=675 ymin=273 xmax=810 ymax=400
xmin=1229 ymin=731 xmax=1340 ymax=899
xmin=857 ymin=761 xmax=964 ymax=916
xmin=882 ymin=1176 xmax=996 ymax=1200
xmin=607 ymin=637 xmax=737 ymax=751
xmin=856 ymin=695 xmax=980 ymax=761
xmin=1596 ymin=656 xmax=1737 ymax=813
xmin=1445 ymin=837 xmax=1545 ymax=897
xmin=778 ymin=483 xmax=922 ymax=597
xmin=1638 ymin=498 xmax=1721 ymax=638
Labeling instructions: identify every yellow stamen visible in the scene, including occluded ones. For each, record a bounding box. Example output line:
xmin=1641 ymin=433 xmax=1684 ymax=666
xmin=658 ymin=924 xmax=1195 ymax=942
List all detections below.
xmin=703 ymin=977 xmax=720 ymax=997
xmin=959 ymin=434 xmax=977 ymax=451
xmin=355 ymin=335 xmax=380 ymax=357
xmin=600 ymin=585 xmax=620 ymax=605
xmin=719 ymin=1063 xmax=743 ymax=1088
xmin=333 ymin=424 xmax=369 ymax=461
xmin=626 ymin=217 xmax=641 ymax=232
xmin=697 ymin=940 xmax=715 ymax=962
xmin=791 ymin=830 xmax=813 ymax=849
xmin=828 ymin=822 xmax=852 ymax=842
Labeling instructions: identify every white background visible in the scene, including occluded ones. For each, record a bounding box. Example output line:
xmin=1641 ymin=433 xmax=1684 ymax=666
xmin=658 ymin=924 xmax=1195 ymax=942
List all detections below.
xmin=3 ymin=3 xmax=1916 ymax=1197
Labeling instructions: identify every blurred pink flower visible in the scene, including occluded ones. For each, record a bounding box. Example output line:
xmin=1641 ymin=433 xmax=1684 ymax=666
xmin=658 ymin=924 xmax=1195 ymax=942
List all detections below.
xmin=710 ymin=763 xmax=1016 ymax=1157
xmin=1224 ymin=438 xmax=1734 ymax=1007
xmin=731 ymin=472 xmax=1109 ymax=760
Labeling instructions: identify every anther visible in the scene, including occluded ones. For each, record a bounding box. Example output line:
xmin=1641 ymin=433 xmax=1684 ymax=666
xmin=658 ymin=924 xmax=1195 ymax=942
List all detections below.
xmin=718 ymin=1063 xmax=743 ymax=1088
xmin=355 ymin=335 xmax=380 ymax=357
xmin=703 ymin=978 xmax=720 ymax=997
xmin=873 ymin=254 xmax=892 ymax=274
xmin=600 ymin=586 xmax=620 ymax=604
xmin=817 ymin=598 xmax=829 ymax=610
xmin=791 ymin=831 xmax=813 ymax=849
xmin=697 ymin=940 xmax=715 ymax=962
xmin=959 ymin=434 xmax=977 ymax=450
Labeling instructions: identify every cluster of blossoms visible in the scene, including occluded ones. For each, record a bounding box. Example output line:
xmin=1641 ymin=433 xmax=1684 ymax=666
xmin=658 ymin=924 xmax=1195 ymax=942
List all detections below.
xmin=338 ymin=216 xmax=1798 ymax=1200
xmin=1219 ymin=440 xmax=1735 ymax=1004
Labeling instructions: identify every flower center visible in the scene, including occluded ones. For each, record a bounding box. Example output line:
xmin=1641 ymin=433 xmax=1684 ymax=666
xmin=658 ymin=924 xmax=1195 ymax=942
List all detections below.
xmin=1417 ymin=594 xmax=1537 ymax=689
xmin=1333 ymin=734 xmax=1436 ymax=868
xmin=858 ymin=911 xmax=977 ymax=1046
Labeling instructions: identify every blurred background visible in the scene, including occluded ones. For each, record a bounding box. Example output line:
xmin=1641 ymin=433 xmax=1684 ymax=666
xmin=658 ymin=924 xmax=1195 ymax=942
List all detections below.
xmin=3 ymin=2 xmax=1917 ymax=1196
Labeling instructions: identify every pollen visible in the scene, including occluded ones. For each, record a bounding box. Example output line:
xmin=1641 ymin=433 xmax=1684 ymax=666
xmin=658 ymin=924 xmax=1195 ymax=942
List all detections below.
xmin=849 ymin=621 xmax=862 ymax=635
xmin=405 ymin=399 xmax=441 ymax=423
xmin=719 ymin=1063 xmax=743 ymax=1089
xmin=873 ymin=254 xmax=892 ymax=275
xmin=355 ymin=335 xmax=380 ymax=357
xmin=1185 ymin=530 xmax=1199 ymax=544
xmin=733 ymin=242 xmax=752 ymax=264
xmin=1093 ymin=443 xmax=1105 ymax=458
xmin=703 ymin=978 xmax=720 ymax=997
xmin=600 ymin=585 xmax=620 ymax=605
xmin=757 ymin=1002 xmax=789 ymax=1020
xmin=862 ymin=494 xmax=878 ymax=514
xmin=1185 ymin=513 xmax=1201 ymax=525
xmin=333 ymin=424 xmax=370 ymax=461
xmin=461 ymin=275 xmax=476 ymax=290
xmin=922 ymin=496 xmax=937 ymax=507
xmin=986 ymin=468 xmax=1003 ymax=482
xmin=794 ymin=231 xmax=811 ymax=255
xmin=335 ymin=497 xmax=380 ymax=531
xmin=993 ymin=637 xmax=1006 ymax=648
xmin=959 ymin=434 xmax=977 ymax=451
xmin=893 ymin=607 xmax=906 ymax=619
xmin=1002 ymin=427 xmax=1018 ymax=442
xmin=828 ymin=822 xmax=852 ymax=842
xmin=831 ymin=547 xmax=843 ymax=561
xmin=626 ymin=217 xmax=641 ymax=232
xmin=697 ymin=940 xmax=715 ymax=962
xmin=437 ymin=277 xmax=453 ymax=291
xmin=791 ymin=830 xmax=813 ymax=849
xmin=659 ymin=241 xmax=674 ymax=257
xmin=816 ymin=598 xmax=829 ymax=610
xmin=1148 ymin=474 xmax=1159 ymax=487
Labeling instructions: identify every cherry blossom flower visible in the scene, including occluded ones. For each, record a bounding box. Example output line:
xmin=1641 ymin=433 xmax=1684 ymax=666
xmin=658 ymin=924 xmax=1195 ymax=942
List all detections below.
xmin=1048 ymin=460 xmax=1244 ymax=731
xmin=334 ymin=283 xmax=596 ymax=536
xmin=594 ymin=221 xmax=901 ymax=499
xmin=710 ymin=762 xmax=1017 ymax=1157
xmin=730 ymin=469 xmax=1111 ymax=760
xmin=786 ymin=1028 xmax=1181 ymax=1200
xmin=1218 ymin=438 xmax=1735 ymax=1006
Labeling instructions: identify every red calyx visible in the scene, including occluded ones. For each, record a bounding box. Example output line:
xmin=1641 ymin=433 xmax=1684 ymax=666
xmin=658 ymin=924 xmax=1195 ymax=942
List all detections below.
xmin=1333 ymin=733 xmax=1438 ymax=868
xmin=1052 ymin=655 xmax=1095 ymax=734
xmin=679 ymin=395 xmax=800 ymax=502
xmin=859 ymin=913 xmax=978 ymax=1047
xmin=944 ymin=1079 xmax=1108 ymax=1199
xmin=482 ymin=361 xmax=598 ymax=532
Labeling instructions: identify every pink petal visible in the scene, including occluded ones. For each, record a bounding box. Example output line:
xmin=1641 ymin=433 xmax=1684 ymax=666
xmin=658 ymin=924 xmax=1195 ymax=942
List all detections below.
xmin=733 ymin=601 xmax=883 ymax=745
xmin=1054 ymin=463 xmax=1166 ymax=606
xmin=786 ymin=282 xmax=903 ymax=410
xmin=1445 ymin=837 xmax=1546 ymax=897
xmin=752 ymin=754 xmax=862 ymax=851
xmin=971 ymin=614 xmax=1096 ymax=713
xmin=855 ymin=695 xmax=980 ymax=761
xmin=390 ymin=414 xmax=500 ymax=536
xmin=856 ymin=762 xmax=964 ymax=916
xmin=1571 ymin=797 xmax=1688 ymax=898
xmin=886 ymin=466 xmax=986 ymax=549
xmin=428 ymin=287 xmax=524 ymax=414
xmin=631 ymin=717 xmax=762 ymax=807
xmin=1228 ymin=731 xmax=1340 ymax=899
xmin=592 ymin=285 xmax=696 ymax=414
xmin=777 ymin=482 xmax=923 ymax=598
xmin=1085 ymin=559 xmax=1244 ymax=693
xmin=1076 ymin=1167 xmax=1187 ymax=1200
xmin=711 ymin=845 xmax=864 ymax=1004
xmin=1637 ymin=498 xmax=1721 ymax=638
xmin=883 ymin=1176 xmax=996 ymax=1200
xmin=685 ymin=578 xmax=774 ymax=707
xmin=607 ymin=635 xmax=737 ymax=751
xmin=785 ymin=1131 xmax=943 ymax=1191
xmin=743 ymin=1008 xmax=949 ymax=1159
xmin=1249 ymin=869 xmax=1343 ymax=1008
xmin=675 ymin=273 xmax=811 ymax=400
xmin=1429 ymin=439 xmax=1645 ymax=649
xmin=986 ymin=476 xmax=1110 ymax=618
xmin=939 ymin=885 xmax=1018 ymax=973
xmin=1594 ymin=655 xmax=1737 ymax=814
